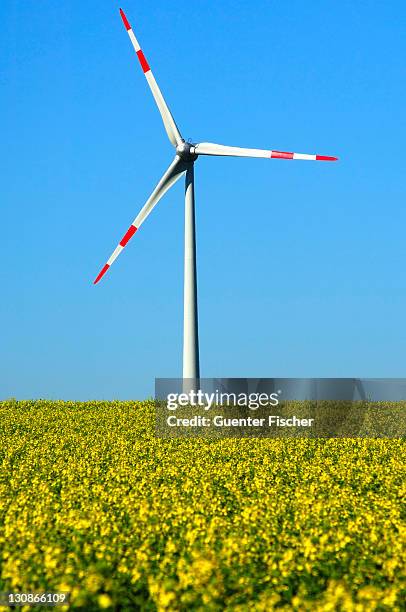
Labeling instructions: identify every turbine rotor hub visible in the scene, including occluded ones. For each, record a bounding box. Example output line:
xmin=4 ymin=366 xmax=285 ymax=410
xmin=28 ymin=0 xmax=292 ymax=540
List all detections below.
xmin=176 ymin=141 xmax=198 ymax=162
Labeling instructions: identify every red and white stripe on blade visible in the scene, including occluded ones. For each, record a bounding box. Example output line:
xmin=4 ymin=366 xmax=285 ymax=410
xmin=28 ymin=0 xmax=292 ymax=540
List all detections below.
xmin=94 ymin=157 xmax=187 ymax=284
xmin=193 ymin=142 xmax=338 ymax=162
xmin=119 ymin=9 xmax=182 ymax=147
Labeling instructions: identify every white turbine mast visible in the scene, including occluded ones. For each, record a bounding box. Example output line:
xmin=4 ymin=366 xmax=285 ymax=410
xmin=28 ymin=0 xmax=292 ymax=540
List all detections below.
xmin=94 ymin=8 xmax=338 ymax=385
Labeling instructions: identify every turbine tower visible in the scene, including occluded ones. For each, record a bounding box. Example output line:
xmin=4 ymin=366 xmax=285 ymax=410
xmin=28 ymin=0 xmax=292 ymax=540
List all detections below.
xmin=94 ymin=9 xmax=338 ymax=384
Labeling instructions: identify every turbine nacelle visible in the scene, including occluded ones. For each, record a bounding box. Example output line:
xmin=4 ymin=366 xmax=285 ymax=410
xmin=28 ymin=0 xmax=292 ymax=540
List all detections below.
xmin=176 ymin=141 xmax=198 ymax=163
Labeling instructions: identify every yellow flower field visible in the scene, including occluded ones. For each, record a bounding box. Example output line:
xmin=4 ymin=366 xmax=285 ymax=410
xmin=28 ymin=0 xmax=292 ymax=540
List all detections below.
xmin=0 ymin=400 xmax=404 ymax=610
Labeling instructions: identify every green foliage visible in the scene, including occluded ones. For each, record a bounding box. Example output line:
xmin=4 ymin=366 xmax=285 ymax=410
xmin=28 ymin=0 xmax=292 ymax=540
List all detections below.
xmin=0 ymin=400 xmax=404 ymax=610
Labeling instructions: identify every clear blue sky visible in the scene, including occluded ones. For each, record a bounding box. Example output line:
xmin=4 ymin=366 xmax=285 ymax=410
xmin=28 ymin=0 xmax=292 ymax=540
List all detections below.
xmin=2 ymin=0 xmax=406 ymax=399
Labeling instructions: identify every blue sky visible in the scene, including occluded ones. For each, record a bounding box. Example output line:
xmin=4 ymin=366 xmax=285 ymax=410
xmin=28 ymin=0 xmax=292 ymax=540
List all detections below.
xmin=1 ymin=0 xmax=406 ymax=399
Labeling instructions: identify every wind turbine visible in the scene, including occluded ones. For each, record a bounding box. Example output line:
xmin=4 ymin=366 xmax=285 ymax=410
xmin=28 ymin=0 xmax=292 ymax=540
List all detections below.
xmin=94 ymin=8 xmax=338 ymax=383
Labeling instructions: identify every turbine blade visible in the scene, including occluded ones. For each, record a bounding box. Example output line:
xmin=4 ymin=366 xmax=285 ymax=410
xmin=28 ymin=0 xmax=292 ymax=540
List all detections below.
xmin=119 ymin=8 xmax=182 ymax=147
xmin=94 ymin=157 xmax=187 ymax=284
xmin=193 ymin=142 xmax=338 ymax=162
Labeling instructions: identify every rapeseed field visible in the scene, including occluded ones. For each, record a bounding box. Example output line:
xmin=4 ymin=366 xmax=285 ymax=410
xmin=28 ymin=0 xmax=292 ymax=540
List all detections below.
xmin=0 ymin=400 xmax=404 ymax=610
